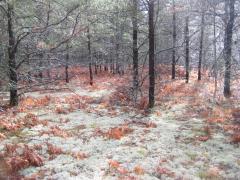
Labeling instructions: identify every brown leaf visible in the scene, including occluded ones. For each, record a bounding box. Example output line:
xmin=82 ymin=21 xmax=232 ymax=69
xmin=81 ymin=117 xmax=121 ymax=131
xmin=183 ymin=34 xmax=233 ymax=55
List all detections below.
xmin=117 ymin=167 xmax=129 ymax=175
xmin=24 ymin=146 xmax=43 ymax=167
xmin=107 ymin=126 xmax=133 ymax=140
xmin=206 ymin=167 xmax=221 ymax=178
xmin=71 ymin=152 xmax=88 ymax=160
xmin=47 ymin=143 xmax=63 ymax=155
xmin=6 ymin=157 xmax=29 ymax=172
xmin=109 ymin=160 xmax=120 ymax=169
xmin=197 ymin=136 xmax=210 ymax=142
xmin=0 ymin=132 xmax=6 ymax=139
xmin=156 ymin=167 xmax=175 ymax=177
xmin=134 ymin=165 xmax=145 ymax=175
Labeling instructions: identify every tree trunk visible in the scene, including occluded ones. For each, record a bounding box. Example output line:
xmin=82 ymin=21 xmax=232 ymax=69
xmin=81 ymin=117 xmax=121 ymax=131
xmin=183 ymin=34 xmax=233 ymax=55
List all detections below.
xmin=7 ymin=2 xmax=18 ymax=106
xmin=47 ymin=54 xmax=51 ymax=80
xmin=65 ymin=43 xmax=69 ymax=83
xmin=224 ymin=0 xmax=235 ymax=97
xmin=89 ymin=63 xmax=93 ymax=85
xmin=132 ymin=0 xmax=139 ymax=102
xmin=87 ymin=26 xmax=93 ymax=86
xmin=104 ymin=63 xmax=108 ymax=71
xmin=148 ymin=0 xmax=155 ymax=108
xmin=94 ymin=62 xmax=98 ymax=75
xmin=172 ymin=0 xmax=177 ymax=80
xmin=213 ymin=6 xmax=218 ymax=98
xmin=198 ymin=10 xmax=205 ymax=81
xmin=185 ymin=16 xmax=190 ymax=83
xmin=39 ymin=53 xmax=43 ymax=81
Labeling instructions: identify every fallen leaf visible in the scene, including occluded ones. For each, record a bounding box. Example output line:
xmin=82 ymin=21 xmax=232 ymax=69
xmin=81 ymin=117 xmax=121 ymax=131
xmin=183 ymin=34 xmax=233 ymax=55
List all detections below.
xmin=117 ymin=167 xmax=128 ymax=175
xmin=47 ymin=143 xmax=63 ymax=155
xmin=134 ymin=165 xmax=145 ymax=175
xmin=206 ymin=167 xmax=221 ymax=178
xmin=71 ymin=152 xmax=88 ymax=160
xmin=0 ymin=132 xmax=6 ymax=139
xmin=109 ymin=160 xmax=120 ymax=169
xmin=197 ymin=136 xmax=209 ymax=142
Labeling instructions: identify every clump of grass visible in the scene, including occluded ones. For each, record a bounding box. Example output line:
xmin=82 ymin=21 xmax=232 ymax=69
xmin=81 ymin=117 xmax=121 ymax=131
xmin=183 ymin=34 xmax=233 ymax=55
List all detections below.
xmin=90 ymin=123 xmax=97 ymax=129
xmin=197 ymin=167 xmax=222 ymax=180
xmin=137 ymin=148 xmax=147 ymax=156
xmin=186 ymin=152 xmax=198 ymax=161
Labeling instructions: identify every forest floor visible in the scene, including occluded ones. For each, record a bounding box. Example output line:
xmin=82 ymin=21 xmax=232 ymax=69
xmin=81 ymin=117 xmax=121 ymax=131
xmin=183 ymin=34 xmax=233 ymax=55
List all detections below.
xmin=0 ymin=67 xmax=240 ymax=180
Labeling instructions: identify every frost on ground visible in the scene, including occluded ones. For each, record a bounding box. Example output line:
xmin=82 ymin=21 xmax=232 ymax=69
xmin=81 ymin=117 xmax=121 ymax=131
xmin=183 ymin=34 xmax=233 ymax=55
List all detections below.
xmin=0 ymin=78 xmax=240 ymax=180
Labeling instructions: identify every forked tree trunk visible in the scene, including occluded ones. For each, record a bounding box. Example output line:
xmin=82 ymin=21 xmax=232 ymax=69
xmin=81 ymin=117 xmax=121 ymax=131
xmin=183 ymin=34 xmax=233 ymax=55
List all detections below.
xmin=148 ymin=0 xmax=155 ymax=108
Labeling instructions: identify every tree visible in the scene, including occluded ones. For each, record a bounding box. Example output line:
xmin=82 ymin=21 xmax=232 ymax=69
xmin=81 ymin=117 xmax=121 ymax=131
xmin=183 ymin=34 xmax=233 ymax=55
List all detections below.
xmin=223 ymin=0 xmax=236 ymax=97
xmin=87 ymin=26 xmax=93 ymax=86
xmin=197 ymin=1 xmax=206 ymax=81
xmin=172 ymin=0 xmax=177 ymax=80
xmin=132 ymin=0 xmax=139 ymax=102
xmin=148 ymin=0 xmax=155 ymax=108
xmin=0 ymin=0 xmax=80 ymax=106
xmin=185 ymin=16 xmax=190 ymax=84
xmin=65 ymin=43 xmax=70 ymax=83
xmin=212 ymin=1 xmax=218 ymax=98
xmin=7 ymin=1 xmax=18 ymax=106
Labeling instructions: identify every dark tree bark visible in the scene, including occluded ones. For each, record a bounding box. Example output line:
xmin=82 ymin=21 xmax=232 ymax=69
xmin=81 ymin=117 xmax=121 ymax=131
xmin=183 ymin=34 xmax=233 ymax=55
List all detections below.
xmin=148 ymin=0 xmax=155 ymax=108
xmin=185 ymin=16 xmax=190 ymax=83
xmin=172 ymin=0 xmax=177 ymax=80
xmin=47 ymin=55 xmax=51 ymax=80
xmin=132 ymin=0 xmax=139 ymax=102
xmin=114 ymin=12 xmax=123 ymax=76
xmin=26 ymin=46 xmax=32 ymax=84
xmin=224 ymin=0 xmax=235 ymax=97
xmin=89 ymin=63 xmax=93 ymax=86
xmin=94 ymin=62 xmax=98 ymax=75
xmin=87 ymin=26 xmax=93 ymax=86
xmin=7 ymin=2 xmax=18 ymax=106
xmin=198 ymin=9 xmax=205 ymax=81
xmin=213 ymin=6 xmax=218 ymax=98
xmin=104 ymin=63 xmax=108 ymax=71
xmin=38 ymin=53 xmax=43 ymax=81
xmin=65 ymin=43 xmax=69 ymax=83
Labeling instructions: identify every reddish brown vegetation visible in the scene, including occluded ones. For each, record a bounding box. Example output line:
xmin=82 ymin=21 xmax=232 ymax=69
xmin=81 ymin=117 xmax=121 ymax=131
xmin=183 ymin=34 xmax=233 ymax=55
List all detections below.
xmin=47 ymin=143 xmax=63 ymax=155
xmin=19 ymin=96 xmax=51 ymax=111
xmin=2 ymin=144 xmax=44 ymax=173
xmin=0 ymin=113 xmax=48 ymax=138
xmin=41 ymin=126 xmax=70 ymax=138
xmin=106 ymin=126 xmax=134 ymax=140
